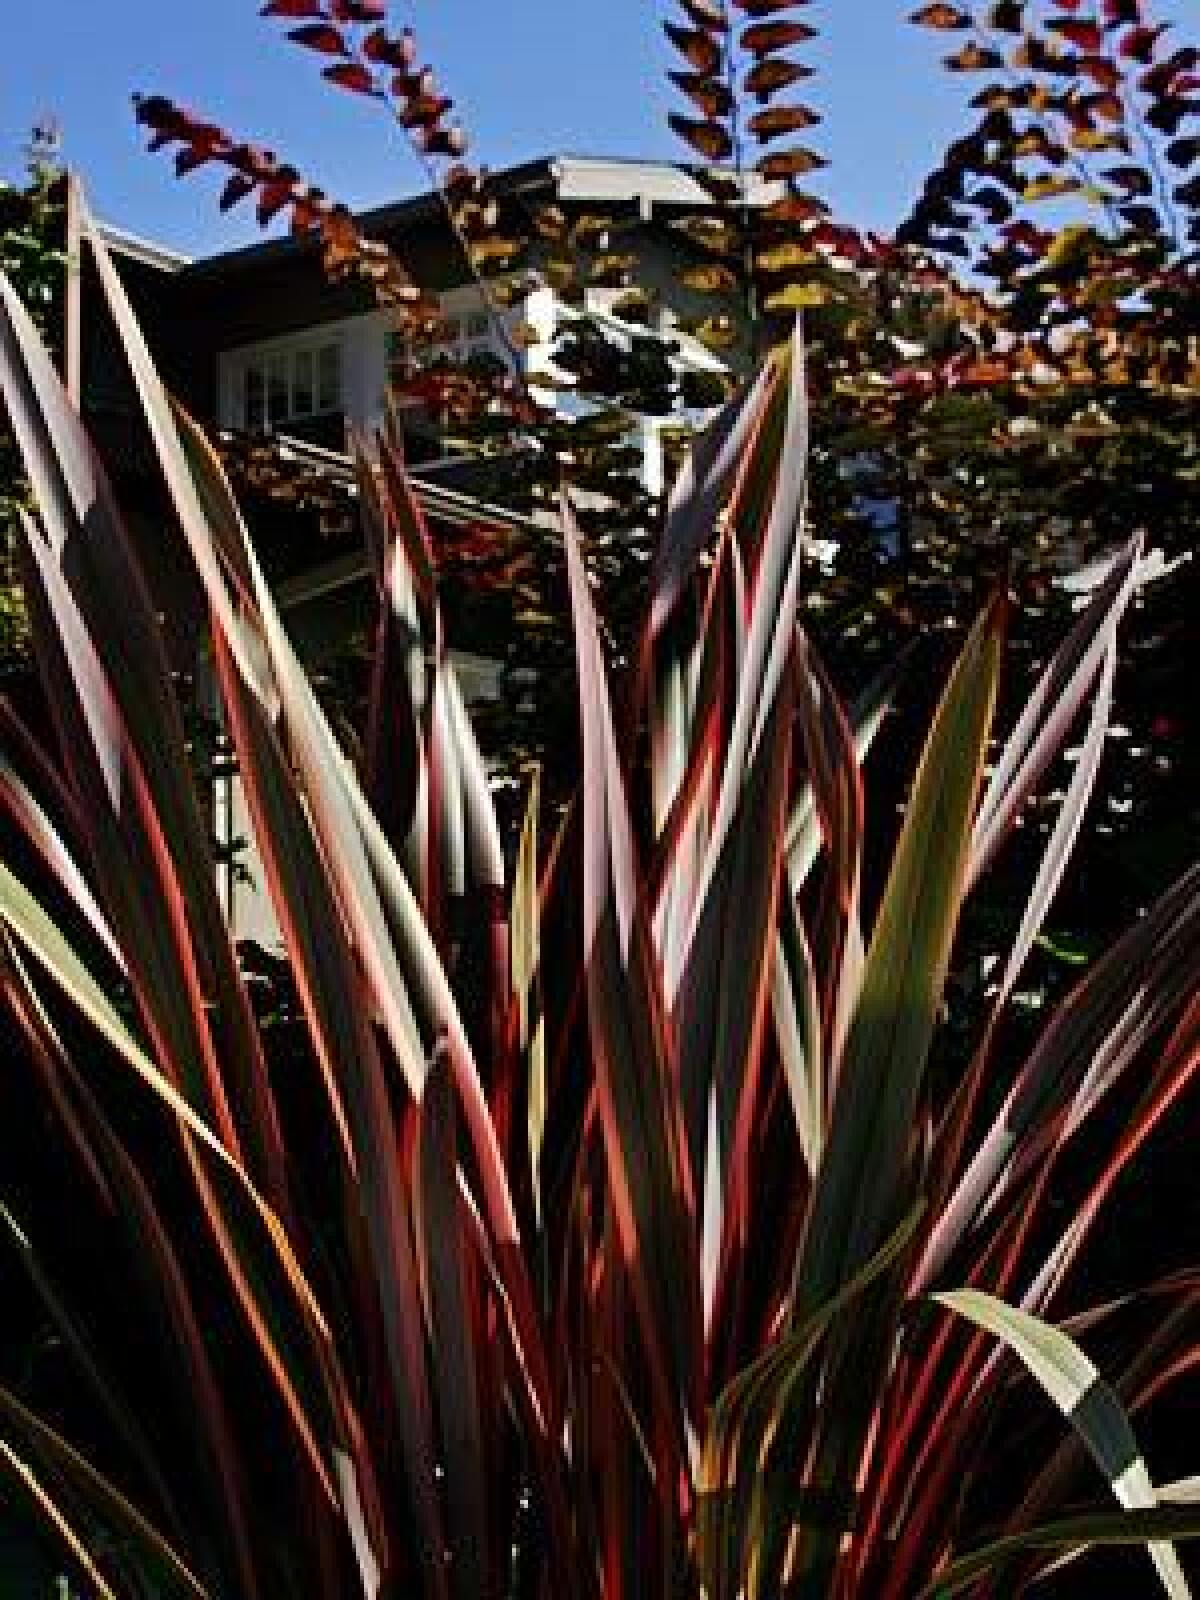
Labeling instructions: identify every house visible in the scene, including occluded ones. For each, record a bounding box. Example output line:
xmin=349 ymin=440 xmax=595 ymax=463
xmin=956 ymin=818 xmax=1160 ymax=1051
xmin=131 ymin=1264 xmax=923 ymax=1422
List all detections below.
xmin=78 ymin=153 xmax=779 ymax=605
xmin=93 ymin=154 xmax=765 ymax=466
xmin=63 ymin=155 xmax=769 ymax=936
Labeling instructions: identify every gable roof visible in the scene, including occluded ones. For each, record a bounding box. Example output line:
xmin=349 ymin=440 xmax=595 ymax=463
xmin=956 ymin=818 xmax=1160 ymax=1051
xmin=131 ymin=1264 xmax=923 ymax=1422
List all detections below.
xmin=96 ymin=220 xmax=193 ymax=273
xmin=173 ymin=154 xmax=777 ymax=285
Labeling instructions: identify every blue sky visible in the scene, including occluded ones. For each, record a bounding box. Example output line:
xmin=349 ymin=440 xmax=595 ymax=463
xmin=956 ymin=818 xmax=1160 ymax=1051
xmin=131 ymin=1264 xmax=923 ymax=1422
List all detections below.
xmin=2 ymin=0 xmax=972 ymax=258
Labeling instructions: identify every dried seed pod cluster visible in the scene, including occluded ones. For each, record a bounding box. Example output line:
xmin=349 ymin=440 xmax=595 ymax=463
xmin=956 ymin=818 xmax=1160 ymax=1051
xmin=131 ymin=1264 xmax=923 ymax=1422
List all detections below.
xmin=900 ymin=0 xmax=1198 ymax=396
xmin=904 ymin=0 xmax=1199 ymax=263
xmin=662 ymin=1 xmax=893 ymax=319
xmin=132 ymin=92 xmax=434 ymax=317
xmin=259 ymin=0 xmax=528 ymax=280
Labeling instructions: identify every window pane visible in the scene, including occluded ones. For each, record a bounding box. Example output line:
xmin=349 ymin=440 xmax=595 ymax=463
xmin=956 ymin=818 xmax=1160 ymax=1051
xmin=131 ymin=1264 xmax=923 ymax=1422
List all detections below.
xmin=292 ymin=348 xmax=314 ymax=416
xmin=244 ymin=364 xmax=265 ymax=430
xmin=318 ymin=343 xmax=342 ymax=411
xmin=386 ymin=329 xmax=409 ymax=379
xmin=267 ymin=352 xmax=290 ymax=424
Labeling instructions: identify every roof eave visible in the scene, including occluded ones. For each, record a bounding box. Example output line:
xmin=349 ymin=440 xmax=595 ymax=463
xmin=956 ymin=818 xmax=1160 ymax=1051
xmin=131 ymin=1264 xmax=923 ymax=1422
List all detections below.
xmin=96 ymin=221 xmax=193 ymax=273
xmin=174 ymin=154 xmax=774 ymax=285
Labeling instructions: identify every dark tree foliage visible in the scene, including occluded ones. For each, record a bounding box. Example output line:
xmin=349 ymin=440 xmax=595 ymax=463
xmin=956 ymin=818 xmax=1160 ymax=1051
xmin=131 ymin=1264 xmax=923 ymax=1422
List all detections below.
xmin=0 ymin=133 xmax=67 ymax=672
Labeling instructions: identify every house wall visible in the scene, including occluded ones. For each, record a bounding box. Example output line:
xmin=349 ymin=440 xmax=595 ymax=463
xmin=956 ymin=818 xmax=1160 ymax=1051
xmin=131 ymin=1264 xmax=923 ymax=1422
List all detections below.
xmin=214 ymin=281 xmax=522 ymax=447
xmin=167 ymin=207 xmax=476 ymax=422
xmin=216 ymin=306 xmax=387 ymax=439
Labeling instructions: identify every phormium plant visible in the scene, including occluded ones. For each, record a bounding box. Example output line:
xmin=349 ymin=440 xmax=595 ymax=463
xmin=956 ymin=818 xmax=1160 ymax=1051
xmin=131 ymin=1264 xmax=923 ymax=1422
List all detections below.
xmin=0 ymin=193 xmax=1197 ymax=1598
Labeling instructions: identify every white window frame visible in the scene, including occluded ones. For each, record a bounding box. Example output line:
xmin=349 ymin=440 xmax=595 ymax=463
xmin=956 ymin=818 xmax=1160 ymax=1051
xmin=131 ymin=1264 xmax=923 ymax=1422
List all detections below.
xmin=221 ymin=329 xmax=348 ymax=433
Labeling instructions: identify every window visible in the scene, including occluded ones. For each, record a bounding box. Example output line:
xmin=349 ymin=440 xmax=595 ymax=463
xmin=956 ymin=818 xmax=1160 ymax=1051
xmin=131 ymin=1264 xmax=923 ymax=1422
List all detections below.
xmin=317 ymin=344 xmax=342 ymax=412
xmin=386 ymin=328 xmax=412 ymax=389
xmin=244 ymin=365 xmax=265 ymax=430
xmin=231 ymin=338 xmax=344 ymax=432
xmin=267 ymin=352 xmax=289 ymax=426
xmin=292 ymin=348 xmax=314 ymax=417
